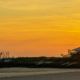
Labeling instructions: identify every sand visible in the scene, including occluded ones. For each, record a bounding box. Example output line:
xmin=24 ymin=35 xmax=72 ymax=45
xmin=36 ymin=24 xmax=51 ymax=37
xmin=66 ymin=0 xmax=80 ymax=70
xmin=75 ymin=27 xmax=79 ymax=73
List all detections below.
xmin=0 ymin=68 xmax=80 ymax=80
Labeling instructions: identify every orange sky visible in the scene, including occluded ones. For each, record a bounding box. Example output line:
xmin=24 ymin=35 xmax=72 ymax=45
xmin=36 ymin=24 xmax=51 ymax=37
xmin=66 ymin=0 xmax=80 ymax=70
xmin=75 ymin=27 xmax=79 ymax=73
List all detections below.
xmin=0 ymin=0 xmax=80 ymax=57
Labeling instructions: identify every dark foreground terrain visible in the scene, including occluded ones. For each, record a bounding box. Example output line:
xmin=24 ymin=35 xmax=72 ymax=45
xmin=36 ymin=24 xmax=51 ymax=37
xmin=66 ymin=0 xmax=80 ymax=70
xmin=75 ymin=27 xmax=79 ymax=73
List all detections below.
xmin=1 ymin=57 xmax=80 ymax=68
xmin=1 ymin=71 xmax=80 ymax=80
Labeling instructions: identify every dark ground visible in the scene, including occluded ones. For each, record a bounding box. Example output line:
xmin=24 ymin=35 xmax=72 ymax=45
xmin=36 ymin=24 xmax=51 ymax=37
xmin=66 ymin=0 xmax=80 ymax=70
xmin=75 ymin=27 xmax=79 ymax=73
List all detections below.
xmin=1 ymin=72 xmax=80 ymax=80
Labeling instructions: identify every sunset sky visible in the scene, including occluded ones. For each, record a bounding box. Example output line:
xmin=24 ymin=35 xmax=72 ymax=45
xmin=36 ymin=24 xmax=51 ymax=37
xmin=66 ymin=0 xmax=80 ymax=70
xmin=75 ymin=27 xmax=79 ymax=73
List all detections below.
xmin=0 ymin=0 xmax=80 ymax=57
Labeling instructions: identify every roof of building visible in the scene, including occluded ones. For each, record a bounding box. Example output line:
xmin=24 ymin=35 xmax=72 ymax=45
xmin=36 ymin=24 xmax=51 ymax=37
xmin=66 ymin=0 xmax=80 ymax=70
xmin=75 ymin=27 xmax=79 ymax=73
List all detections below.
xmin=73 ymin=47 xmax=80 ymax=51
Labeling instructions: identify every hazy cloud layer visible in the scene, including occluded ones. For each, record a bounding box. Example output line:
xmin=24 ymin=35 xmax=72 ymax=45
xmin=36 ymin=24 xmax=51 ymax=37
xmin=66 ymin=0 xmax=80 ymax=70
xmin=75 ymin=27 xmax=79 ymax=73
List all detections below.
xmin=0 ymin=0 xmax=80 ymax=57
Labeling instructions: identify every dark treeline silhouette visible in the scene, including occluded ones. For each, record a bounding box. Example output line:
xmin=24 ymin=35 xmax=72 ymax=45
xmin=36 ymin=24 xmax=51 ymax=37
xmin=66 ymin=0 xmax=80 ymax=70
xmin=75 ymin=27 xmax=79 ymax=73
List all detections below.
xmin=0 ymin=57 xmax=80 ymax=68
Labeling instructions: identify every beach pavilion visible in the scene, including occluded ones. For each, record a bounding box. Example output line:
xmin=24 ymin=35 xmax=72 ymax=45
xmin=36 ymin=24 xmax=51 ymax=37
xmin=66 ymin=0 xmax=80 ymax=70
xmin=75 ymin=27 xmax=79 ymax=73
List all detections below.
xmin=69 ymin=47 xmax=80 ymax=58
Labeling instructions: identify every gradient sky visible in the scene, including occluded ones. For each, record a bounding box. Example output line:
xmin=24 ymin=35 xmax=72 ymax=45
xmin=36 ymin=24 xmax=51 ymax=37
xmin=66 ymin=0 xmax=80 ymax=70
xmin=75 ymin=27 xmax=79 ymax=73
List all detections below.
xmin=0 ymin=0 xmax=80 ymax=57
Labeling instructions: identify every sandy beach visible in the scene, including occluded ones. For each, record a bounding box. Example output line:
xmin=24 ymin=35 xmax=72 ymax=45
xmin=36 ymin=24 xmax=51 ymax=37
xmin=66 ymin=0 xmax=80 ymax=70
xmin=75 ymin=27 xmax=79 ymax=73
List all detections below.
xmin=0 ymin=68 xmax=80 ymax=80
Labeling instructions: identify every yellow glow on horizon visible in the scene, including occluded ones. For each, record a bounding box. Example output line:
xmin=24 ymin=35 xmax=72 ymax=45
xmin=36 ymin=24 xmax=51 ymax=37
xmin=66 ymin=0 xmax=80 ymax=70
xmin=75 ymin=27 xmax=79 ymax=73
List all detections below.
xmin=0 ymin=0 xmax=80 ymax=57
